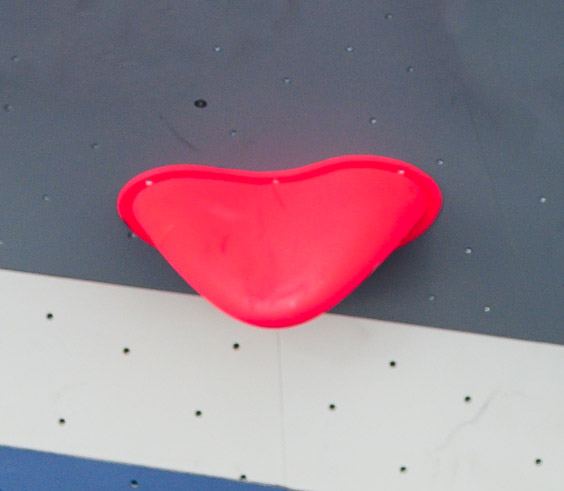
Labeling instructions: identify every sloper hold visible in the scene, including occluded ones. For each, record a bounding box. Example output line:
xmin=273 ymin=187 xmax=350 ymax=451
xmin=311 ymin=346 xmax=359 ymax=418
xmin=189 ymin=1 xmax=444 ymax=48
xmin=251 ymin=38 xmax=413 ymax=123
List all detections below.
xmin=117 ymin=155 xmax=442 ymax=328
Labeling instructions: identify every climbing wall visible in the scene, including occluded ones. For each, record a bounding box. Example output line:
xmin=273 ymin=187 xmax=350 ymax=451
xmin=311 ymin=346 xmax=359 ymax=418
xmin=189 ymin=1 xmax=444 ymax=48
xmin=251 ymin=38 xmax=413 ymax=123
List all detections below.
xmin=0 ymin=1 xmax=563 ymax=490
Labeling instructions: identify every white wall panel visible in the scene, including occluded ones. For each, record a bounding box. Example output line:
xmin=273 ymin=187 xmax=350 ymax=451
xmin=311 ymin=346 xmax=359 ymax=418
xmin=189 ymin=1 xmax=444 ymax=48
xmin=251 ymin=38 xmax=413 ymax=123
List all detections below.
xmin=1 ymin=268 xmax=563 ymax=490
xmin=280 ymin=316 xmax=564 ymax=491
xmin=0 ymin=269 xmax=285 ymax=485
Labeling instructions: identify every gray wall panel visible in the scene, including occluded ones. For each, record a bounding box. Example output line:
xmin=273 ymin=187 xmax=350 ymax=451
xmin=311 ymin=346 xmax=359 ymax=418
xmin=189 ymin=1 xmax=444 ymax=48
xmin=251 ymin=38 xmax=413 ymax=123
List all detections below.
xmin=1 ymin=1 xmax=562 ymax=342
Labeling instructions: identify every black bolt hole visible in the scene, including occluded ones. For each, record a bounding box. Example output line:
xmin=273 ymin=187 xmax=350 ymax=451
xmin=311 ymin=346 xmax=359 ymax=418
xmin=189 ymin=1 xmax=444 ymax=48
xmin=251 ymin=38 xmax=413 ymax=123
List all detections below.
xmin=194 ymin=99 xmax=207 ymax=108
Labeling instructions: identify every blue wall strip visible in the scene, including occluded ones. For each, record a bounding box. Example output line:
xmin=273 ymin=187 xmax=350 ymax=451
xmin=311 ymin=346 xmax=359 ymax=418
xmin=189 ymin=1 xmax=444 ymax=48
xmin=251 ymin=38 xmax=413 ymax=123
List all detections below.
xmin=0 ymin=446 xmax=291 ymax=491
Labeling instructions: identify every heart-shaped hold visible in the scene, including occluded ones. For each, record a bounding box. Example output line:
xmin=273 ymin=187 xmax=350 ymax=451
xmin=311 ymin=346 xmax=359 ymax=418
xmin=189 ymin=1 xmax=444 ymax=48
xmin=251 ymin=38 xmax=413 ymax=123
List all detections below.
xmin=117 ymin=155 xmax=441 ymax=328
